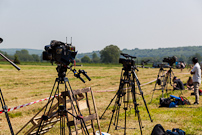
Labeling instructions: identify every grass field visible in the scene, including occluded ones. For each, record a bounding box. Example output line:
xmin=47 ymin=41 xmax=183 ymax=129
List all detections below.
xmin=0 ymin=64 xmax=202 ymax=135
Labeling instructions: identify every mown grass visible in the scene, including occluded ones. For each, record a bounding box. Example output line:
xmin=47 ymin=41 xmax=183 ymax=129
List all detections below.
xmin=8 ymin=112 xmax=22 ymax=118
xmin=0 ymin=64 xmax=202 ymax=135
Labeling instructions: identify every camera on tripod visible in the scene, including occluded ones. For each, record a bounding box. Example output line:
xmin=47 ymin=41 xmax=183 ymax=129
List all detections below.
xmin=163 ymin=56 xmax=177 ymax=67
xmin=119 ymin=53 xmax=136 ymax=71
xmin=43 ymin=40 xmax=77 ymax=65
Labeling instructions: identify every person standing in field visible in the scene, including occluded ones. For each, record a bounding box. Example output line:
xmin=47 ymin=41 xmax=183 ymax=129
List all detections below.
xmin=180 ymin=62 xmax=185 ymax=72
xmin=190 ymin=57 xmax=201 ymax=105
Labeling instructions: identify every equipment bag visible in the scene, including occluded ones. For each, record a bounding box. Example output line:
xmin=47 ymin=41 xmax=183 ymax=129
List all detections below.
xmin=179 ymin=97 xmax=190 ymax=105
xmin=199 ymin=89 xmax=202 ymax=95
xmin=160 ymin=97 xmax=172 ymax=107
xmin=166 ymin=128 xmax=185 ymax=135
xmin=170 ymin=95 xmax=190 ymax=106
xmin=151 ymin=124 xmax=168 ymax=135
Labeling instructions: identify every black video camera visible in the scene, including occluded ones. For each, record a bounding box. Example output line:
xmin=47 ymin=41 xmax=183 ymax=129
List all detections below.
xmin=163 ymin=56 xmax=177 ymax=66
xmin=43 ymin=40 xmax=77 ymax=65
xmin=119 ymin=53 xmax=136 ymax=71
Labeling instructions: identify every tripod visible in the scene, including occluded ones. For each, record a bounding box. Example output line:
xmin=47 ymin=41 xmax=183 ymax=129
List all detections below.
xmin=36 ymin=65 xmax=91 ymax=135
xmin=100 ymin=53 xmax=153 ymax=135
xmin=0 ymin=37 xmax=20 ymax=135
xmin=150 ymin=66 xmax=175 ymax=102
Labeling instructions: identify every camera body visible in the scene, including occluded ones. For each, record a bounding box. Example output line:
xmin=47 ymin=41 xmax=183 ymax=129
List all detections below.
xmin=119 ymin=58 xmax=135 ymax=71
xmin=163 ymin=56 xmax=177 ymax=66
xmin=43 ymin=40 xmax=77 ymax=65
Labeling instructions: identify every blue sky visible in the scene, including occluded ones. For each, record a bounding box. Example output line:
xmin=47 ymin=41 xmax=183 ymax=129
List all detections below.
xmin=0 ymin=0 xmax=202 ymax=53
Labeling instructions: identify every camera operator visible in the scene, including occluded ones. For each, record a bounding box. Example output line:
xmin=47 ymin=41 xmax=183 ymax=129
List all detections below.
xmin=173 ymin=76 xmax=185 ymax=90
xmin=190 ymin=57 xmax=201 ymax=105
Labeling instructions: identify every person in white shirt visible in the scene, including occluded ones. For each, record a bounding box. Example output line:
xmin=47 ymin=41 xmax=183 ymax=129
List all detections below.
xmin=190 ymin=57 xmax=201 ymax=105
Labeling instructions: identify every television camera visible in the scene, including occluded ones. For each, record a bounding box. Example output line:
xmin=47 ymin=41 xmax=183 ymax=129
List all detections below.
xmin=163 ymin=56 xmax=177 ymax=67
xmin=119 ymin=53 xmax=137 ymax=71
xmin=42 ymin=40 xmax=90 ymax=83
xmin=43 ymin=40 xmax=77 ymax=65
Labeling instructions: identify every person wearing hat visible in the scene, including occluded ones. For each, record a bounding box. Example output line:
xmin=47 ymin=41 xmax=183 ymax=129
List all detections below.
xmin=191 ymin=57 xmax=201 ymax=105
xmin=173 ymin=76 xmax=185 ymax=90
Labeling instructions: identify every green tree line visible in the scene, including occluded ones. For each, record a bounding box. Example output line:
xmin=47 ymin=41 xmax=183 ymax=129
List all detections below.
xmin=1 ymin=45 xmax=202 ymax=65
xmin=79 ymin=45 xmax=202 ymax=65
xmin=0 ymin=49 xmax=40 ymax=64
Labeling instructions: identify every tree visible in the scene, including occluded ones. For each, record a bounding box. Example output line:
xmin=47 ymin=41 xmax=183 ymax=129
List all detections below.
xmin=81 ymin=55 xmax=91 ymax=63
xmin=100 ymin=45 xmax=121 ymax=63
xmin=92 ymin=53 xmax=100 ymax=63
xmin=75 ymin=58 xmax=81 ymax=63
xmin=14 ymin=55 xmax=20 ymax=64
xmin=15 ymin=49 xmax=34 ymax=61
xmin=32 ymin=54 xmax=40 ymax=62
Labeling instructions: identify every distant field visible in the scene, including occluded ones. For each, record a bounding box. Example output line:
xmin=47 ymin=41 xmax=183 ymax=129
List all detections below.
xmin=0 ymin=64 xmax=202 ymax=135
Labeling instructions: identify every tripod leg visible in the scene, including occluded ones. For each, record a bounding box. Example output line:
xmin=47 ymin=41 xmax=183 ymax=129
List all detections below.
xmin=124 ymin=81 xmax=130 ymax=135
xmin=100 ymin=72 xmax=124 ymax=119
xmin=60 ymin=116 xmax=65 ymax=135
xmin=114 ymin=77 xmax=125 ymax=130
xmin=150 ymin=69 xmax=163 ymax=103
xmin=137 ymin=110 xmax=143 ymax=135
xmin=162 ymin=87 xmax=164 ymax=98
xmin=65 ymin=113 xmax=72 ymax=135
xmin=75 ymin=96 xmax=85 ymax=135
xmin=0 ymin=89 xmax=14 ymax=135
xmin=150 ymin=89 xmax=155 ymax=103
xmin=65 ymin=79 xmax=89 ymax=135
xmin=133 ymin=71 xmax=153 ymax=122
xmin=141 ymin=93 xmax=153 ymax=122
xmin=65 ymin=83 xmax=79 ymax=135
xmin=107 ymin=106 xmax=116 ymax=132
xmin=131 ymin=84 xmax=143 ymax=135
xmin=165 ymin=83 xmax=169 ymax=98
xmin=114 ymin=95 xmax=122 ymax=130
xmin=124 ymin=107 xmax=127 ymax=135
xmin=107 ymin=94 xmax=121 ymax=133
xmin=100 ymin=91 xmax=118 ymax=119
xmin=36 ymin=78 xmax=59 ymax=134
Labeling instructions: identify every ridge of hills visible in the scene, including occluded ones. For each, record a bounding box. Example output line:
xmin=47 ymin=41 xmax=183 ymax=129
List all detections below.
xmin=0 ymin=48 xmax=43 ymax=56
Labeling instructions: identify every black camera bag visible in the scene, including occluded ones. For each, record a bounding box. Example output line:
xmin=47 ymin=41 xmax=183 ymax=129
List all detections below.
xmin=151 ymin=124 xmax=168 ymax=135
xmin=160 ymin=97 xmax=171 ymax=107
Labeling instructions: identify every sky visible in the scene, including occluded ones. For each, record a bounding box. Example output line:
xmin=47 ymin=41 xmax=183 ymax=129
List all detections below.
xmin=0 ymin=0 xmax=202 ymax=53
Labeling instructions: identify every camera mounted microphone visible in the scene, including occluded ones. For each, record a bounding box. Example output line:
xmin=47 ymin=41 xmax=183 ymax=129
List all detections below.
xmin=72 ymin=69 xmax=91 ymax=83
